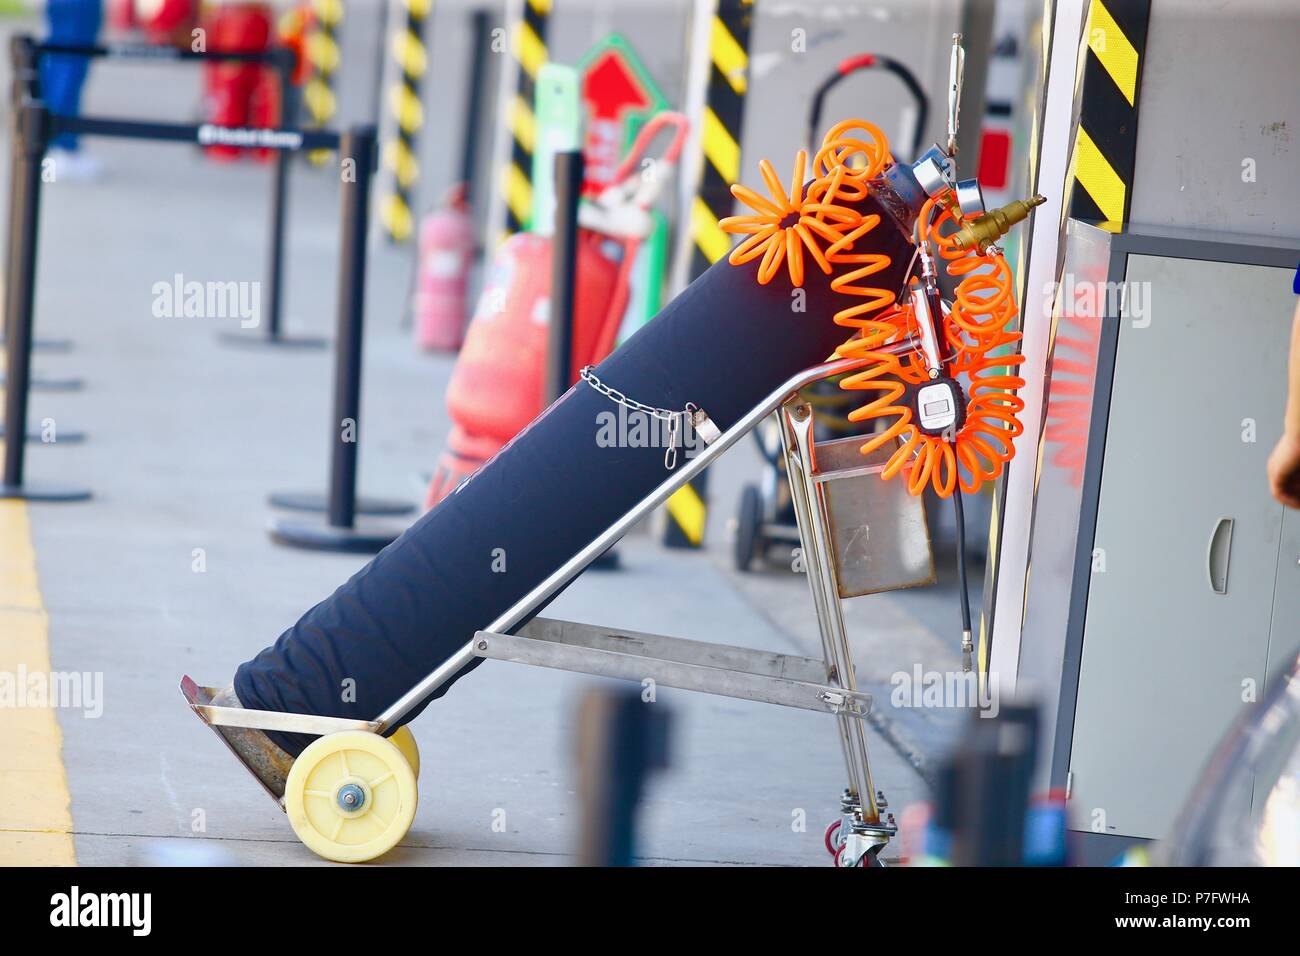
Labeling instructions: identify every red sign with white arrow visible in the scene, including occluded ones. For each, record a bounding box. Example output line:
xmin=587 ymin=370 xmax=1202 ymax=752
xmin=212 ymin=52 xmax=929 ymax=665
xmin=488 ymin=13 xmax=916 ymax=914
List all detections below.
xmin=581 ymin=47 xmax=655 ymax=193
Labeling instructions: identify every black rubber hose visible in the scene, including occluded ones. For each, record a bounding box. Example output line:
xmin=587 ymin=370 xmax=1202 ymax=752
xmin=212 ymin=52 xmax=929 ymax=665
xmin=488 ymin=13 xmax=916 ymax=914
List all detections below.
xmin=807 ymin=54 xmax=929 ymax=161
xmin=952 ymin=484 xmax=972 ymax=635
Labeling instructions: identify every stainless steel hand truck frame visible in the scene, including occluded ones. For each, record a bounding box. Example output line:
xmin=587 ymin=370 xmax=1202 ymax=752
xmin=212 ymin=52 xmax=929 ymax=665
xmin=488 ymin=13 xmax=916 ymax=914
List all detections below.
xmin=183 ymin=346 xmax=936 ymax=867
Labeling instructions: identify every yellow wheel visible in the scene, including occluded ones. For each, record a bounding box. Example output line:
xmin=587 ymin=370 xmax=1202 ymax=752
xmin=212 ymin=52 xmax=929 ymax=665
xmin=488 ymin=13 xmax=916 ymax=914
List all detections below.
xmin=387 ymin=725 xmax=420 ymax=777
xmin=284 ymin=731 xmax=418 ymax=863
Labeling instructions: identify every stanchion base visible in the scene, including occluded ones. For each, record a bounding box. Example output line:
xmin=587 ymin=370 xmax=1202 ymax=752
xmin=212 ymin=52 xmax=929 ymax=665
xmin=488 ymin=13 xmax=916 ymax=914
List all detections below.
xmin=269 ymin=516 xmax=402 ymax=554
xmin=0 ymin=374 xmax=84 ymax=391
xmin=217 ymin=330 xmax=329 ymax=350
xmin=0 ymin=336 xmax=72 ymax=353
xmin=0 ymin=426 xmax=86 ymax=443
xmin=0 ymin=481 xmax=91 ymax=502
xmin=269 ymin=490 xmax=415 ymax=516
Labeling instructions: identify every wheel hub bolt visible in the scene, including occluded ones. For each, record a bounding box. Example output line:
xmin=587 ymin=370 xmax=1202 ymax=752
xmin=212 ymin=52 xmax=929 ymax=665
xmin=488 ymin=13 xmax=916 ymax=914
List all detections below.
xmin=337 ymin=783 xmax=365 ymax=812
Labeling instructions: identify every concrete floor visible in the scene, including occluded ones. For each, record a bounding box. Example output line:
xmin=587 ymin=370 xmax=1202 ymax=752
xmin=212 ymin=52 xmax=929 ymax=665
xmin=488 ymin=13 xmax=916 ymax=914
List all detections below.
xmin=2 ymin=23 xmax=980 ymax=866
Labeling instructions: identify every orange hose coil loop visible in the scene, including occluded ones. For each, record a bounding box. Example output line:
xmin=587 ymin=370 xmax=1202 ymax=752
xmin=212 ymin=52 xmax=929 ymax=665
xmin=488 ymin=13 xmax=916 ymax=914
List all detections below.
xmin=718 ymin=117 xmax=1025 ymax=499
xmin=812 ymin=121 xmax=913 ymax=466
xmin=896 ymin=196 xmax=1026 ymax=495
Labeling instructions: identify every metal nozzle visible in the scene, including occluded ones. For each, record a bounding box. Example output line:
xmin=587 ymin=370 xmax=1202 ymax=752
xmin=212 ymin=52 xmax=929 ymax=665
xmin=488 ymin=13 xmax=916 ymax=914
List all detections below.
xmin=951 ymin=194 xmax=1046 ymax=252
xmin=947 ymin=34 xmax=964 ymax=157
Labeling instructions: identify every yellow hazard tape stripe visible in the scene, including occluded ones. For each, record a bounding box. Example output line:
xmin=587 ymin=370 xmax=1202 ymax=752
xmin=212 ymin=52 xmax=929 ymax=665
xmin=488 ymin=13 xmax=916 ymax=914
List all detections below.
xmin=515 ymin=21 xmax=547 ymax=82
xmin=1087 ymin=0 xmax=1139 ymax=106
xmin=666 ymin=484 xmax=707 ymax=545
xmin=314 ymin=0 xmax=343 ymax=26
xmin=692 ymin=196 xmax=731 ymax=264
xmin=0 ymin=502 xmax=76 ymax=866
xmin=1072 ymin=125 xmax=1126 ymax=225
xmin=392 ymin=30 xmax=428 ymax=76
xmin=710 ymin=15 xmax=748 ymax=95
xmin=511 ymin=95 xmax=537 ymax=156
xmin=505 ymin=162 xmax=533 ymax=229
xmin=306 ymin=32 xmax=340 ymax=73
xmin=382 ymin=194 xmax=414 ymax=242
xmin=527 ymin=0 xmax=552 ymax=14
xmin=702 ymin=106 xmax=740 ymax=184
xmin=383 ymin=139 xmax=419 ymax=188
xmin=389 ymin=84 xmax=424 ymax=135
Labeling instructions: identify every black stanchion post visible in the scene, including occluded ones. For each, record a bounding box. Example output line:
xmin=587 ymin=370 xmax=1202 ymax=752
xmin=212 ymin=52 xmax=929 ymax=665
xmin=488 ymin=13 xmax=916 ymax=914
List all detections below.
xmin=327 ymin=127 xmax=370 ymax=530
xmin=546 ymin=149 xmax=618 ymax=568
xmin=547 ymin=150 xmax=584 ymax=403
xmin=264 ymin=58 xmax=290 ymax=340
xmin=220 ymin=47 xmax=327 ymax=350
xmin=460 ymin=9 xmax=492 ymax=196
xmin=547 ymin=149 xmax=618 ymax=567
xmin=9 ymin=33 xmax=38 ymax=102
xmin=0 ymin=100 xmax=89 ymax=501
xmin=1 ymin=35 xmax=71 ymax=356
xmin=269 ymin=126 xmax=409 ymax=551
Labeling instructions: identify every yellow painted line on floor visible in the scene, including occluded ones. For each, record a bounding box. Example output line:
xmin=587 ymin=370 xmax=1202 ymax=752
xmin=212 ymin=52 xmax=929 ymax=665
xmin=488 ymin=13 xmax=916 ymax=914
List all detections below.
xmin=0 ymin=500 xmax=76 ymax=865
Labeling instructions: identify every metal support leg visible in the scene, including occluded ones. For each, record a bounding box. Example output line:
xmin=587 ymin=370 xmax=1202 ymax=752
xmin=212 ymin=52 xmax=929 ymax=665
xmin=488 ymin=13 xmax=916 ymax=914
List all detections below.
xmin=782 ymin=402 xmax=878 ymax=819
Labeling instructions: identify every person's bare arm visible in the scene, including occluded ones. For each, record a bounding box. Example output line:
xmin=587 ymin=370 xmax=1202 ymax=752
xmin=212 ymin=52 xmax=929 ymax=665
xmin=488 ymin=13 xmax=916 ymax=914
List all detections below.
xmin=1268 ymin=298 xmax=1300 ymax=509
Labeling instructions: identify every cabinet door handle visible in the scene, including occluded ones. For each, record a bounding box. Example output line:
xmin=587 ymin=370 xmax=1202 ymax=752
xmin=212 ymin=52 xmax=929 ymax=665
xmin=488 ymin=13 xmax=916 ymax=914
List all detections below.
xmin=1207 ymin=517 xmax=1234 ymax=595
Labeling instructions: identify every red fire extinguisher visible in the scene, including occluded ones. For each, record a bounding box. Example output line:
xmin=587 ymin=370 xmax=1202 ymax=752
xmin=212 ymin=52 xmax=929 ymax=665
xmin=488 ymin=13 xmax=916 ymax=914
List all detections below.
xmin=201 ymin=2 xmax=275 ymax=161
xmin=135 ymin=0 xmax=198 ymax=45
xmin=108 ymin=0 xmax=140 ymax=33
xmin=413 ymin=184 xmax=477 ymax=353
xmin=425 ymin=112 xmax=689 ymax=509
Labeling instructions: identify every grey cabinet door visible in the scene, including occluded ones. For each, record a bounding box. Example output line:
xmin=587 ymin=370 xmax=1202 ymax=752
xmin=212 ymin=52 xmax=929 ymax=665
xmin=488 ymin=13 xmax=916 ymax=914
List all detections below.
xmin=1068 ymin=255 xmax=1292 ymax=840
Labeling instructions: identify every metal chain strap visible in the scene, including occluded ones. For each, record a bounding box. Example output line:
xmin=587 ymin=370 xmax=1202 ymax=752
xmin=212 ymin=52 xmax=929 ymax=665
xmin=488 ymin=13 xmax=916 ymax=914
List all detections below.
xmin=578 ymin=365 xmax=701 ymax=470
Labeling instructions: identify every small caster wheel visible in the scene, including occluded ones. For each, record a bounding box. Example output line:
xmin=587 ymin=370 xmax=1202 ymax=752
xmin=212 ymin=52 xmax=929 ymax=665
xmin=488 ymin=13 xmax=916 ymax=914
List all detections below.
xmin=285 ymin=730 xmax=418 ymax=863
xmin=824 ymin=819 xmax=845 ymax=857
xmin=835 ymin=843 xmax=886 ymax=868
xmin=734 ymin=483 xmax=765 ymax=572
xmin=388 ymin=725 xmax=420 ymax=777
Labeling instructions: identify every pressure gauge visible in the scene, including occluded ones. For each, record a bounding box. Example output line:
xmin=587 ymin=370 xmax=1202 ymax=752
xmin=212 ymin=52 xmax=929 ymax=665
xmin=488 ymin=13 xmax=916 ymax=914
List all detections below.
xmin=910 ymin=377 xmax=966 ymax=436
xmin=955 ymin=178 xmax=986 ymax=218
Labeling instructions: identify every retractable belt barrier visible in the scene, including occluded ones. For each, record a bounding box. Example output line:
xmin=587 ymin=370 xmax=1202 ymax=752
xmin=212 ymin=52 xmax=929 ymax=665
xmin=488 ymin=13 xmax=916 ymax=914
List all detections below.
xmin=50 ymin=113 xmax=339 ymax=151
xmin=0 ymin=39 xmax=388 ymax=540
xmin=18 ymin=35 xmax=316 ymax=349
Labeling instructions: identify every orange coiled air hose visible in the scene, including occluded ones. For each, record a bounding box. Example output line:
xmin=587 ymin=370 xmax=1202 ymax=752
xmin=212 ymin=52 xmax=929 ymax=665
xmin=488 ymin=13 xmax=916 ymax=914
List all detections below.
xmin=719 ymin=119 xmax=1027 ymax=500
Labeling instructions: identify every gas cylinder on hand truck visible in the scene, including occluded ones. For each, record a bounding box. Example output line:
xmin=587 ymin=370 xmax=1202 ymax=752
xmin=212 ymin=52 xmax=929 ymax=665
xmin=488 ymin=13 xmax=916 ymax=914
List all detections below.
xmin=413 ymin=184 xmax=477 ymax=353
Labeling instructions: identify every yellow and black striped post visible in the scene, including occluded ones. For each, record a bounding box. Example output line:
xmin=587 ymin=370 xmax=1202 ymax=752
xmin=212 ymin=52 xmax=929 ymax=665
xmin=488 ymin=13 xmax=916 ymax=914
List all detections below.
xmin=381 ymin=0 xmax=433 ymax=242
xmin=1068 ymin=0 xmax=1150 ymax=230
xmin=663 ymin=0 xmax=754 ymax=550
xmin=303 ymin=0 xmax=344 ymax=166
xmin=501 ymin=0 xmax=552 ymax=238
xmin=687 ymin=0 xmax=753 ymax=278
